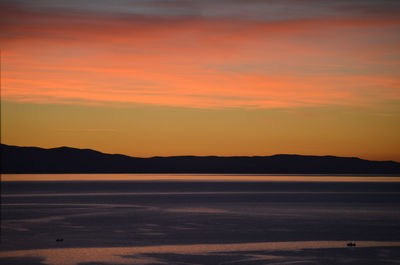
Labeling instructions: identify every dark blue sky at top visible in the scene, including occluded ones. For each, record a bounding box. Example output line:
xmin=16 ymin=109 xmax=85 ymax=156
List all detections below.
xmin=6 ymin=0 xmax=400 ymax=21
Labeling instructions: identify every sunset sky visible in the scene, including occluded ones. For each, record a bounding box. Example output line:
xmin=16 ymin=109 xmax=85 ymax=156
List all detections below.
xmin=1 ymin=0 xmax=400 ymax=161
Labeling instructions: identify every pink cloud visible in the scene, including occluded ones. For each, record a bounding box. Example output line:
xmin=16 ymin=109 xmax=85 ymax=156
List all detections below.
xmin=2 ymin=4 xmax=399 ymax=109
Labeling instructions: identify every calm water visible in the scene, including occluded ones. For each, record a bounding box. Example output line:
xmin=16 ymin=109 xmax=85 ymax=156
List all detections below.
xmin=1 ymin=174 xmax=400 ymax=265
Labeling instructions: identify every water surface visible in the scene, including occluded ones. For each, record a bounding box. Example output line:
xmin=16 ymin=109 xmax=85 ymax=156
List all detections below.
xmin=1 ymin=174 xmax=400 ymax=265
xmin=3 ymin=173 xmax=400 ymax=182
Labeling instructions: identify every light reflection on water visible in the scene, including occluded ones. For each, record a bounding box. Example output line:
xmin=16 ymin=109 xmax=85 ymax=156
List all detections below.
xmin=5 ymin=191 xmax=400 ymax=197
xmin=1 ymin=241 xmax=400 ymax=265
xmin=2 ymin=173 xmax=400 ymax=182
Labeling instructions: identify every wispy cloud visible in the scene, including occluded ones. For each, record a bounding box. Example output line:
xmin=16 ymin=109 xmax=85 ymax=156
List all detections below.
xmin=2 ymin=0 xmax=399 ymax=108
xmin=51 ymin=128 xmax=117 ymax=132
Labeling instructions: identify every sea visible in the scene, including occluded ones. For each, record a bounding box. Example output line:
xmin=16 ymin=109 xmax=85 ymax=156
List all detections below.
xmin=1 ymin=174 xmax=400 ymax=265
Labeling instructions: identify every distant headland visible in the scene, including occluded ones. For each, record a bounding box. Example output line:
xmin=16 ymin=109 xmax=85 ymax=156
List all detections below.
xmin=1 ymin=144 xmax=400 ymax=174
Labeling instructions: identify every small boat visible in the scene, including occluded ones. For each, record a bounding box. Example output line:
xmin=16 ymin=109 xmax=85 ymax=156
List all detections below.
xmin=347 ymin=242 xmax=356 ymax=247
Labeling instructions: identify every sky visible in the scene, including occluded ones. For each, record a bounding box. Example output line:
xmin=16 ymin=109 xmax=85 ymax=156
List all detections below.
xmin=1 ymin=0 xmax=400 ymax=161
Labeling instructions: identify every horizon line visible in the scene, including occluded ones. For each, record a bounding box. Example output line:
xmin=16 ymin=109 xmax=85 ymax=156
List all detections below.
xmin=2 ymin=143 xmax=399 ymax=163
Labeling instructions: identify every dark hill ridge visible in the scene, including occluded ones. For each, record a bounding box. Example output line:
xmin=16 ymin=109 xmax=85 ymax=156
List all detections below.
xmin=1 ymin=144 xmax=400 ymax=174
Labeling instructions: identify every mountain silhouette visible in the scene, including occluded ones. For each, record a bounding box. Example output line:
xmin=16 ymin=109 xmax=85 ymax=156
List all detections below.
xmin=1 ymin=144 xmax=400 ymax=174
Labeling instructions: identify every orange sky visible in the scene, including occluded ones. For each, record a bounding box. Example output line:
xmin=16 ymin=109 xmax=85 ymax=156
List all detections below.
xmin=1 ymin=0 xmax=400 ymax=161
